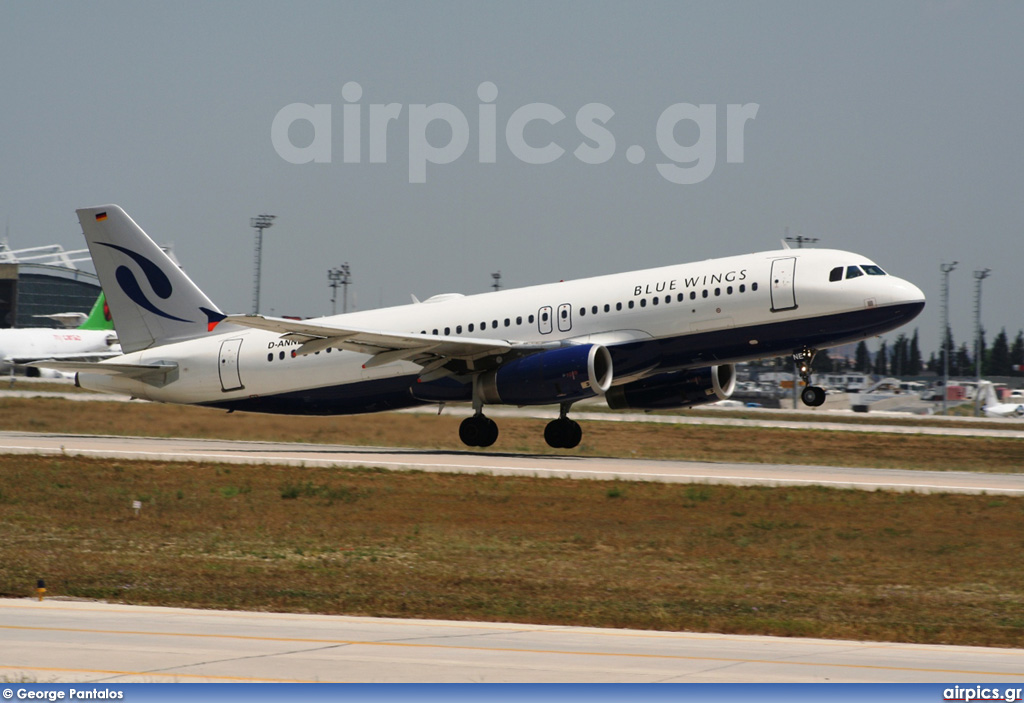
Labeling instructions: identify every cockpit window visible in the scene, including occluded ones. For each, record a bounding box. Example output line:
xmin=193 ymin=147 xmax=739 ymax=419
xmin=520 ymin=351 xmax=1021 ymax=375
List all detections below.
xmin=862 ymin=264 xmax=886 ymax=275
xmin=829 ymin=266 xmax=843 ymax=282
xmin=846 ymin=265 xmax=864 ymax=279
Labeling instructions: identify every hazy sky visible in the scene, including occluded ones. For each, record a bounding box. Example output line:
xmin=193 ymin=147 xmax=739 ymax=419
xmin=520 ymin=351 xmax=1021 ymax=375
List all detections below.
xmin=2 ymin=1 xmax=1021 ymax=358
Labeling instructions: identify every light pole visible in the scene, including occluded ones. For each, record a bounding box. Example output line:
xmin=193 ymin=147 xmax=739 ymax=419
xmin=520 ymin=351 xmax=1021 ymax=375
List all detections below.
xmin=973 ymin=268 xmax=991 ymax=416
xmin=328 ymin=263 xmax=352 ymax=315
xmin=491 ymin=271 xmax=501 ymax=292
xmin=940 ymin=261 xmax=957 ymax=415
xmin=249 ymin=214 xmax=276 ymax=314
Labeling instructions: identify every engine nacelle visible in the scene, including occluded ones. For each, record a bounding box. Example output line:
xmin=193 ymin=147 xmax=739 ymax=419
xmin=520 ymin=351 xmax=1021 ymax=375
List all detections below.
xmin=605 ymin=364 xmax=737 ymax=410
xmin=478 ymin=344 xmax=613 ymax=406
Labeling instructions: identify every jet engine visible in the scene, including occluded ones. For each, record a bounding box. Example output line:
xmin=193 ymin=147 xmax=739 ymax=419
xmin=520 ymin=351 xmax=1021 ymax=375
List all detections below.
xmin=605 ymin=364 xmax=737 ymax=410
xmin=478 ymin=344 xmax=613 ymax=405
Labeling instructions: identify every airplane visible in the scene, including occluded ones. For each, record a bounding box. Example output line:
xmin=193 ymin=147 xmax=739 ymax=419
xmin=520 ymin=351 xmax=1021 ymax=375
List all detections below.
xmin=977 ymin=381 xmax=1024 ymax=419
xmin=34 ymin=205 xmax=926 ymax=448
xmin=2 ymin=292 xmax=120 ymax=376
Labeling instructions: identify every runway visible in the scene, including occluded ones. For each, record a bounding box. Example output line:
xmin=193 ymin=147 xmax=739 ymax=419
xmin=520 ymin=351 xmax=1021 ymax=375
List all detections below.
xmin=3 ymin=598 xmax=1023 ymax=683
xmin=0 ymin=429 xmax=1022 ymax=495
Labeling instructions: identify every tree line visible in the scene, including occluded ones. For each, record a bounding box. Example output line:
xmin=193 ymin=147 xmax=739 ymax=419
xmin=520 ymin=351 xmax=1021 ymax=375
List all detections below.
xmin=803 ymin=328 xmax=1024 ymax=377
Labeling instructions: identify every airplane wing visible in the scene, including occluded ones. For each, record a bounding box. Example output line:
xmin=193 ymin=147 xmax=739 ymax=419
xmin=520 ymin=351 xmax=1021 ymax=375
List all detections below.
xmin=223 ymin=314 xmax=558 ymax=377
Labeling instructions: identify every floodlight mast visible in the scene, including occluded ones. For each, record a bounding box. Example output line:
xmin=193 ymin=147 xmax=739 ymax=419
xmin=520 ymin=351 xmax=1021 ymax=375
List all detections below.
xmin=328 ymin=263 xmax=351 ymax=315
xmin=940 ymin=261 xmax=958 ymax=416
xmin=973 ymin=268 xmax=991 ymax=416
xmin=250 ymin=214 xmax=276 ymax=314
xmin=784 ymin=235 xmax=819 ymax=249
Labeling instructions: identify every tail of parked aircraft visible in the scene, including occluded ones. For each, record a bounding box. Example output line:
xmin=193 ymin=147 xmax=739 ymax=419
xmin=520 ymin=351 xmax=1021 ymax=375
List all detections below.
xmin=77 ymin=292 xmax=113 ymax=331
xmin=77 ymin=205 xmax=225 ymax=353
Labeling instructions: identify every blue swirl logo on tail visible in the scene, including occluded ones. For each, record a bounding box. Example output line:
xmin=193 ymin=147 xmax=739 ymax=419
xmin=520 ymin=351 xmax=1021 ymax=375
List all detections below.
xmin=100 ymin=242 xmax=193 ymax=323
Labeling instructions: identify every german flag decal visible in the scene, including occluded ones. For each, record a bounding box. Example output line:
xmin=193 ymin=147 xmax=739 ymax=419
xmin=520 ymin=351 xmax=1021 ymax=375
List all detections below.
xmin=95 ymin=212 xmax=108 ymax=221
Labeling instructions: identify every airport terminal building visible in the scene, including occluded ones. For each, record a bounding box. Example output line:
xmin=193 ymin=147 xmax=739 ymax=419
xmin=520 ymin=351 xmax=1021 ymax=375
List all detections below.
xmin=0 ymin=244 xmax=101 ymax=328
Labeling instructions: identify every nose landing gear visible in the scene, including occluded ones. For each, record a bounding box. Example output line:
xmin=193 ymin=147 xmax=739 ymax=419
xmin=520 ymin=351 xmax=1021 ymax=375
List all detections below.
xmin=793 ymin=347 xmax=827 ymax=407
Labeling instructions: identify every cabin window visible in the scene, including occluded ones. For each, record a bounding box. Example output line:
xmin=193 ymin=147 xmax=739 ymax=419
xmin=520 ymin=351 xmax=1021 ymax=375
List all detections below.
xmin=751 ymin=282 xmax=758 ymax=291
xmin=677 ymin=293 xmax=684 ymax=302
xmin=579 ymin=308 xmax=586 ymax=317
xmin=456 ymin=325 xmax=463 ymax=334
xmin=628 ymin=300 xmax=635 ymax=309
xmin=504 ymin=318 xmax=510 ymax=327
xmin=690 ymin=291 xmax=696 ymax=300
xmin=652 ymin=297 xmax=659 ymax=306
xmin=267 ymin=353 xmax=273 ymax=362
xmin=739 ymin=284 xmax=745 ymax=293
xmin=444 ymin=327 xmax=451 ymax=335
xmin=829 ymin=266 xmax=843 ymax=282
xmin=279 ymin=351 xmax=285 ymax=360
xmin=468 ymin=323 xmax=474 ymax=332
xmin=604 ymin=304 xmax=610 ymax=313
xmin=640 ymin=299 xmax=647 ymax=307
xmin=702 ymin=290 xmax=709 ymax=298
xmin=727 ymin=286 xmax=733 ymax=295
xmin=616 ymin=302 xmax=622 ymax=311
xmin=528 ymin=314 xmax=534 ymax=323
xmin=714 ymin=288 xmax=721 ymax=296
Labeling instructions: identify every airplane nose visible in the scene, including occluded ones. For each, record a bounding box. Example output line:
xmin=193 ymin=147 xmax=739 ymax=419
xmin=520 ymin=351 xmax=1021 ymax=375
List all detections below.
xmin=888 ymin=277 xmax=926 ymax=321
xmin=896 ymin=278 xmax=926 ymax=304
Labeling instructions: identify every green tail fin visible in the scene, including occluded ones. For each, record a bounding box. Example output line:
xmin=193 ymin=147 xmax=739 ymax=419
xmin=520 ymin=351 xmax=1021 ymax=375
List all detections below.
xmin=78 ymin=293 xmax=113 ymax=331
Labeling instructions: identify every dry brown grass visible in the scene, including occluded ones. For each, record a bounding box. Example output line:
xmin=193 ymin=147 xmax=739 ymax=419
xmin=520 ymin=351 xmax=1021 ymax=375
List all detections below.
xmin=1 ymin=454 xmax=1022 ymax=647
xmin=1 ymin=397 xmax=1023 ymax=647
xmin=0 ymin=396 xmax=1021 ymax=472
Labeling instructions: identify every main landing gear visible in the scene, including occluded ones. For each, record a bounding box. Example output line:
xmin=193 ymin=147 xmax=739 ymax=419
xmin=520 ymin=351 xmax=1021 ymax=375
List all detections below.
xmin=793 ymin=347 xmax=826 ymax=407
xmin=458 ymin=392 xmax=583 ymax=450
xmin=459 ymin=408 xmax=583 ymax=449
xmin=544 ymin=402 xmax=582 ymax=449
xmin=459 ymin=412 xmax=499 ymax=447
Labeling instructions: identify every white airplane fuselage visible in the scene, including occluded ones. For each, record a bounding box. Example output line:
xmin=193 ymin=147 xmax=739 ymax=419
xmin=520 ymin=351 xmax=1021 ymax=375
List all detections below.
xmin=0 ymin=328 xmax=117 ymax=368
xmin=78 ymin=247 xmax=925 ymax=414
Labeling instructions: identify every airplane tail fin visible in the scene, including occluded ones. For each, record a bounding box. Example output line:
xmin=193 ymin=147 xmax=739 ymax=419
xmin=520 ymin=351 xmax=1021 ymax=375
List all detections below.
xmin=77 ymin=205 xmax=225 ymax=353
xmin=77 ymin=292 xmax=114 ymax=331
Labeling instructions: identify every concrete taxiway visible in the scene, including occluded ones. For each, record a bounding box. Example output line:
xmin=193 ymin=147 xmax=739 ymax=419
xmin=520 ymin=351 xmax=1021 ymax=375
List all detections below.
xmin=0 ymin=430 xmax=1021 ymax=495
xmin=2 ymin=598 xmax=1023 ymax=683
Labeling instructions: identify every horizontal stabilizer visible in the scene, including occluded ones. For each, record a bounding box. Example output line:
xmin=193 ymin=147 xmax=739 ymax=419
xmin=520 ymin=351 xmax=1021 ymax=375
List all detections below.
xmin=27 ymin=360 xmax=178 ymax=386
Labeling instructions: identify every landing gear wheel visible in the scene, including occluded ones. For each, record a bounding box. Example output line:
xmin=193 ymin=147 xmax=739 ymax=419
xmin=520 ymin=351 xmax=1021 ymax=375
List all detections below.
xmin=544 ymin=418 xmax=582 ymax=449
xmin=459 ymin=415 xmax=499 ymax=447
xmin=792 ymin=347 xmax=824 ymax=408
xmin=801 ymin=385 xmax=827 ymax=407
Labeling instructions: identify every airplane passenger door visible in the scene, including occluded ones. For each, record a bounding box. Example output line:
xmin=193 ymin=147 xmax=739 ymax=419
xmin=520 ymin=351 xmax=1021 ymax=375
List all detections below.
xmin=218 ymin=338 xmax=244 ymax=392
xmin=557 ymin=303 xmax=572 ymax=332
xmin=770 ymin=257 xmax=798 ymax=312
xmin=538 ymin=306 xmax=553 ymax=334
